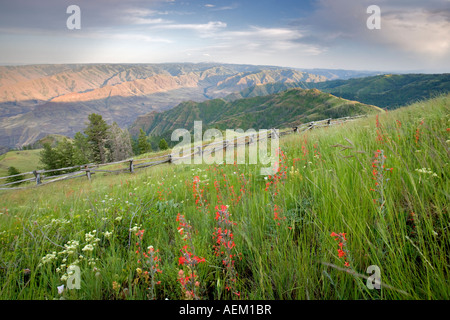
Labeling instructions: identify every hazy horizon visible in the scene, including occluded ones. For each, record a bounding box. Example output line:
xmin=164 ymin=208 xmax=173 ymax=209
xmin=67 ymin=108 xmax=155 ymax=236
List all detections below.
xmin=0 ymin=61 xmax=447 ymax=76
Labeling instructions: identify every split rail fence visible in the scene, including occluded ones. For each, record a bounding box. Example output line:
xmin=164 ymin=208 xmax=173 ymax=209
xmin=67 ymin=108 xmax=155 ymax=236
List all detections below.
xmin=0 ymin=115 xmax=366 ymax=191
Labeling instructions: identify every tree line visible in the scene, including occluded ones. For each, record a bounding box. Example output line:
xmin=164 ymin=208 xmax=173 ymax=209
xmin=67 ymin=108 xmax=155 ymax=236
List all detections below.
xmin=38 ymin=113 xmax=169 ymax=175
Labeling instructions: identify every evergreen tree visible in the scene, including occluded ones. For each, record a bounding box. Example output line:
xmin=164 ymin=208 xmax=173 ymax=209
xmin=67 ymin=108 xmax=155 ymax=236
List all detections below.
xmin=131 ymin=136 xmax=140 ymax=156
xmin=84 ymin=113 xmax=110 ymax=163
xmin=39 ymin=142 xmax=59 ymax=173
xmin=40 ymin=140 xmax=80 ymax=175
xmin=73 ymin=132 xmax=91 ymax=164
xmin=159 ymin=138 xmax=169 ymax=151
xmin=55 ymin=138 xmax=75 ymax=169
xmin=6 ymin=166 xmax=25 ymax=186
xmin=138 ymin=128 xmax=152 ymax=155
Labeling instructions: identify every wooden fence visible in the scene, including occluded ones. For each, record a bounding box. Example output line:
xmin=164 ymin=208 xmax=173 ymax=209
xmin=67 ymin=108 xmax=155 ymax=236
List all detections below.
xmin=0 ymin=115 xmax=366 ymax=191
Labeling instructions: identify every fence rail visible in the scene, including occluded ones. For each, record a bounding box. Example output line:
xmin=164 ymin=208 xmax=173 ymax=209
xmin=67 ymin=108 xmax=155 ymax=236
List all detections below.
xmin=0 ymin=114 xmax=367 ymax=191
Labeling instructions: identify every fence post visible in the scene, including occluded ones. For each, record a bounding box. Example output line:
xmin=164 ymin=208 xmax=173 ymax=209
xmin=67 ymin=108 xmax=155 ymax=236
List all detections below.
xmin=84 ymin=165 xmax=91 ymax=181
xmin=129 ymin=159 xmax=134 ymax=173
xmin=271 ymin=128 xmax=279 ymax=139
xmin=168 ymin=154 xmax=172 ymax=164
xmin=33 ymin=170 xmax=41 ymax=185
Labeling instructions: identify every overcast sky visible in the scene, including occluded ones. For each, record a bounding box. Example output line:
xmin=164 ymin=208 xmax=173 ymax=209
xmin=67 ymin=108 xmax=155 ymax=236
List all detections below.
xmin=0 ymin=0 xmax=449 ymax=72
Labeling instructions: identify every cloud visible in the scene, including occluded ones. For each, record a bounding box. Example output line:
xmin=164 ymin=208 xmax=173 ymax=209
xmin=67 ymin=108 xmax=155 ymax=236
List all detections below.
xmin=119 ymin=8 xmax=173 ymax=25
xmin=0 ymin=0 xmax=173 ymax=31
xmin=204 ymin=2 xmax=238 ymax=11
xmin=107 ymin=33 xmax=173 ymax=43
xmin=293 ymin=0 xmax=450 ymax=59
xmin=210 ymin=4 xmax=239 ymax=11
xmin=1 ymin=0 xmax=448 ymax=70
xmin=375 ymin=8 xmax=450 ymax=57
xmin=216 ymin=26 xmax=323 ymax=55
xmin=179 ymin=24 xmax=324 ymax=66
xmin=154 ymin=21 xmax=227 ymax=34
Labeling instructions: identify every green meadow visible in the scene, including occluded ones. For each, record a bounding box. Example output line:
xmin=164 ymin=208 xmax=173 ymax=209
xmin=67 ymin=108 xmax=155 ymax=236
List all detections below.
xmin=0 ymin=149 xmax=42 ymax=177
xmin=0 ymin=94 xmax=448 ymax=300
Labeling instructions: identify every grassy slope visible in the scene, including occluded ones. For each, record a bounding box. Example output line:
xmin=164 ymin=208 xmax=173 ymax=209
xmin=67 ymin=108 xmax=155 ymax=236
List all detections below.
xmin=0 ymin=134 xmax=70 ymax=178
xmin=133 ymin=88 xmax=381 ymax=140
xmin=0 ymin=149 xmax=42 ymax=177
xmin=311 ymin=73 xmax=450 ymax=109
xmin=224 ymin=74 xmax=450 ymax=110
xmin=0 ymin=94 xmax=448 ymax=300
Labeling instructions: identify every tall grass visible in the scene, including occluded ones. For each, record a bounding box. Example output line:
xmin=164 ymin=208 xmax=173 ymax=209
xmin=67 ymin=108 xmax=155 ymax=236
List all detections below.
xmin=0 ymin=94 xmax=449 ymax=300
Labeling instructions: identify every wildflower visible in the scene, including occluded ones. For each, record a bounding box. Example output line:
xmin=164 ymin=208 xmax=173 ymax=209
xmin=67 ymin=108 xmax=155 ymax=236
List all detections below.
xmin=38 ymin=252 xmax=58 ymax=267
xmin=370 ymin=149 xmax=392 ymax=216
xmin=133 ymin=230 xmax=163 ymax=299
xmin=176 ymin=214 xmax=205 ymax=300
xmin=192 ymin=176 xmax=208 ymax=212
xmin=415 ymin=168 xmax=438 ymax=177
xmin=81 ymin=244 xmax=94 ymax=252
xmin=213 ymin=205 xmax=239 ymax=298
xmin=57 ymin=285 xmax=65 ymax=294
xmin=407 ymin=212 xmax=417 ymax=237
xmin=375 ymin=115 xmax=384 ymax=143
xmin=178 ymin=256 xmax=187 ymax=265
xmin=112 ymin=281 xmax=120 ymax=291
xmin=330 ymin=232 xmax=351 ymax=268
xmin=415 ymin=120 xmax=425 ymax=144
xmin=129 ymin=225 xmax=140 ymax=232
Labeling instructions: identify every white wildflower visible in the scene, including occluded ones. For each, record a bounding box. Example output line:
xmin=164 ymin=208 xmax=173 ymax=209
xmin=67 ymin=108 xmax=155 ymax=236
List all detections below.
xmin=82 ymin=244 xmax=94 ymax=252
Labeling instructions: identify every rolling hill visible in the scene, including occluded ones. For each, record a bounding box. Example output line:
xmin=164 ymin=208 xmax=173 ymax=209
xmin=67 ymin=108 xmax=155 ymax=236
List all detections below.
xmin=311 ymin=73 xmax=450 ymax=109
xmin=129 ymin=88 xmax=383 ymax=143
xmin=225 ymin=73 xmax=450 ymax=110
xmin=0 ymin=149 xmax=42 ymax=177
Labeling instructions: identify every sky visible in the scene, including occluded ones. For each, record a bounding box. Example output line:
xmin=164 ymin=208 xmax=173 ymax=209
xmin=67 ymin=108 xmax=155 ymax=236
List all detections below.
xmin=0 ymin=0 xmax=449 ymax=72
